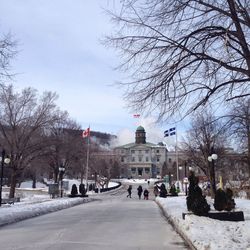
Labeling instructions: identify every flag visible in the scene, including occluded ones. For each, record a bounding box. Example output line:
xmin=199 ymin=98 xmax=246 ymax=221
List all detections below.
xmin=133 ymin=114 xmax=140 ymax=118
xmin=164 ymin=127 xmax=176 ymax=137
xmin=82 ymin=127 xmax=90 ymax=138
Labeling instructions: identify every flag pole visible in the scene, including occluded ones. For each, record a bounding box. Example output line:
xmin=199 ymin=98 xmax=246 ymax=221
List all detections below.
xmin=175 ymin=126 xmax=179 ymax=183
xmin=85 ymin=127 xmax=90 ymax=190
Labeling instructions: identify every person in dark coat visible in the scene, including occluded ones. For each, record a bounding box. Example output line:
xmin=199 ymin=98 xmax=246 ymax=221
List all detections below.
xmin=159 ymin=183 xmax=168 ymax=198
xmin=127 ymin=185 xmax=132 ymax=198
xmin=143 ymin=189 xmax=149 ymax=200
xmin=153 ymin=185 xmax=159 ymax=197
xmin=137 ymin=185 xmax=143 ymax=199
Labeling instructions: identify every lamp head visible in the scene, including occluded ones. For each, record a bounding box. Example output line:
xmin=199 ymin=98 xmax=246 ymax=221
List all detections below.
xmin=211 ymin=154 xmax=218 ymax=160
xmin=0 ymin=157 xmax=10 ymax=164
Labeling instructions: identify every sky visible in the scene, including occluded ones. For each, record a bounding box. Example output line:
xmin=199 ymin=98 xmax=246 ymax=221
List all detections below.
xmin=0 ymin=0 xmax=189 ymax=145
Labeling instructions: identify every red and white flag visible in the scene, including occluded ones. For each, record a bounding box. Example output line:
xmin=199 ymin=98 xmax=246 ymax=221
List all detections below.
xmin=82 ymin=127 xmax=90 ymax=138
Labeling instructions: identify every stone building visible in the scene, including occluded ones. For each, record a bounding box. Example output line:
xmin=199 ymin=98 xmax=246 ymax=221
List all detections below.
xmin=114 ymin=126 xmax=167 ymax=178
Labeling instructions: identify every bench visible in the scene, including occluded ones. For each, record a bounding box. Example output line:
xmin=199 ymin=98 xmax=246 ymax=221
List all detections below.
xmin=182 ymin=211 xmax=244 ymax=221
xmin=1 ymin=197 xmax=20 ymax=205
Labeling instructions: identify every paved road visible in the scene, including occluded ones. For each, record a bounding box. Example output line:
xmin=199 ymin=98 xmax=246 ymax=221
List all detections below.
xmin=0 ymin=184 xmax=189 ymax=250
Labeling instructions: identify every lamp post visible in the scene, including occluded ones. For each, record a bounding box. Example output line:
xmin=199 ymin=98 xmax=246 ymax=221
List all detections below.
xmin=0 ymin=149 xmax=11 ymax=206
xmin=59 ymin=165 xmax=65 ymax=198
xmin=208 ymin=153 xmax=218 ymax=196
xmin=184 ymin=161 xmax=188 ymax=196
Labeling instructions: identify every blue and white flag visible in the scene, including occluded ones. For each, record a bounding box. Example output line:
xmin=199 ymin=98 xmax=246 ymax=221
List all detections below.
xmin=164 ymin=127 xmax=176 ymax=137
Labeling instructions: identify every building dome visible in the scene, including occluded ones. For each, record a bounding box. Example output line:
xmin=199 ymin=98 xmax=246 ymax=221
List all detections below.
xmin=135 ymin=125 xmax=146 ymax=144
xmin=136 ymin=126 xmax=145 ymax=132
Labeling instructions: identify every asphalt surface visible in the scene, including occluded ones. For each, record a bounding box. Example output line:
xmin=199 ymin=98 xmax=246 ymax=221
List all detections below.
xmin=0 ymin=183 xmax=189 ymax=250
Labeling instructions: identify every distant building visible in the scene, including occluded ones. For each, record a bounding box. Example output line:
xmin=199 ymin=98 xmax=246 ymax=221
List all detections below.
xmin=114 ymin=126 xmax=167 ymax=178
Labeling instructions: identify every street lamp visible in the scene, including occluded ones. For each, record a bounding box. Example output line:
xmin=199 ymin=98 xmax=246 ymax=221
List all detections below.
xmin=0 ymin=149 xmax=11 ymax=206
xmin=208 ymin=153 xmax=218 ymax=196
xmin=59 ymin=166 xmax=65 ymax=198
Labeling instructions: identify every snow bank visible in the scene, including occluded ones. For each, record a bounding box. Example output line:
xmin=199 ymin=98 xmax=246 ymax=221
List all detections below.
xmin=156 ymin=196 xmax=250 ymax=250
xmin=0 ymin=197 xmax=93 ymax=227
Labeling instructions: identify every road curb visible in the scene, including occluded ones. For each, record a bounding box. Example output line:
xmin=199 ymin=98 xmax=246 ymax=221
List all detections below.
xmin=155 ymin=199 xmax=197 ymax=250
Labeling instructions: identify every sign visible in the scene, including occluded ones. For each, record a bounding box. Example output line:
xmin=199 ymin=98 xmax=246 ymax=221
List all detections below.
xmin=62 ymin=180 xmax=69 ymax=190
xmin=48 ymin=184 xmax=59 ymax=196
xmin=183 ymin=177 xmax=188 ymax=184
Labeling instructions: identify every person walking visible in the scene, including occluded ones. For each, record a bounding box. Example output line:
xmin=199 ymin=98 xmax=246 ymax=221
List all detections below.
xmin=143 ymin=189 xmax=149 ymax=200
xmin=127 ymin=185 xmax=132 ymax=198
xmin=137 ymin=185 xmax=143 ymax=199
xmin=153 ymin=185 xmax=159 ymax=197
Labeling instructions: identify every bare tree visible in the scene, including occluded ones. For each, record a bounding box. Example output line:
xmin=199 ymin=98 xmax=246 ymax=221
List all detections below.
xmin=227 ymin=98 xmax=250 ymax=176
xmin=0 ymin=84 xmax=59 ymax=198
xmin=0 ymin=33 xmax=16 ymax=80
xmin=105 ymin=0 xmax=250 ymax=121
xmin=46 ymin=112 xmax=83 ymax=183
xmin=183 ymin=109 xmax=228 ymax=196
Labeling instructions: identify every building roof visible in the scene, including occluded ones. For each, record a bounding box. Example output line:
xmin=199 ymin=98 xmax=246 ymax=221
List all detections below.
xmin=136 ymin=126 xmax=145 ymax=132
xmin=115 ymin=142 xmax=164 ymax=149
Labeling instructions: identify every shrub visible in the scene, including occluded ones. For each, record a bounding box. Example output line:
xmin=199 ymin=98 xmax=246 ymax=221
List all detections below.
xmin=71 ymin=184 xmax=78 ymax=197
xmin=186 ymin=171 xmax=210 ymax=216
xmin=214 ymin=188 xmax=235 ymax=211
xmin=79 ymin=183 xmax=86 ymax=196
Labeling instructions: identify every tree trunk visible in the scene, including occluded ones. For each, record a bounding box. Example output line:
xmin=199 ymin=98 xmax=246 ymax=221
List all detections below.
xmin=54 ymin=168 xmax=59 ymax=183
xmin=247 ymin=125 xmax=250 ymax=178
xmin=9 ymin=171 xmax=17 ymax=198
xmin=32 ymin=176 xmax=36 ymax=189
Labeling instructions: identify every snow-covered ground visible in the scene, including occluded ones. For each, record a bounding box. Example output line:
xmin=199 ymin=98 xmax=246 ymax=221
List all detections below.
xmin=1 ymin=179 xmax=250 ymax=250
xmin=0 ymin=180 xmax=120 ymax=227
xmin=156 ymin=196 xmax=250 ymax=250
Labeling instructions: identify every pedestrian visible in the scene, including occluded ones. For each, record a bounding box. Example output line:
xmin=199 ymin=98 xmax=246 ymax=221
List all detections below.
xmin=159 ymin=183 xmax=168 ymax=198
xmin=137 ymin=185 xmax=143 ymax=199
xmin=143 ymin=189 xmax=149 ymax=200
xmin=127 ymin=185 xmax=132 ymax=198
xmin=153 ymin=185 xmax=159 ymax=197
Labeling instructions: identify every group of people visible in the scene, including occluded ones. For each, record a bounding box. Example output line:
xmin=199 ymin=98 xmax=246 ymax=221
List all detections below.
xmin=126 ymin=185 xmax=149 ymax=200
xmin=126 ymin=182 xmax=180 ymax=199
xmin=153 ymin=183 xmax=180 ymax=197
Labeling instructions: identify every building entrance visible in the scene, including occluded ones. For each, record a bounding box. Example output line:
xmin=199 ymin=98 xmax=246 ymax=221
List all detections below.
xmin=138 ymin=168 xmax=143 ymax=176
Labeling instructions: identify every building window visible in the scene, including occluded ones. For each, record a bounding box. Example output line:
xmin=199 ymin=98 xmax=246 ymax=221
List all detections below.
xmin=121 ymin=156 xmax=125 ymax=162
xmin=145 ymin=168 xmax=150 ymax=174
xmin=131 ymin=150 xmax=135 ymax=154
xmin=169 ymin=158 xmax=172 ymax=163
xmin=146 ymin=157 xmax=149 ymax=162
xmin=157 ymin=157 xmax=160 ymax=162
xmin=132 ymin=157 xmax=135 ymax=162
xmin=156 ymin=149 xmax=160 ymax=153
xmin=121 ymin=150 xmax=124 ymax=154
xmin=131 ymin=168 xmax=136 ymax=174
xmin=138 ymin=168 xmax=143 ymax=175
xmin=139 ymin=156 xmax=142 ymax=162
xmin=145 ymin=150 xmax=149 ymax=154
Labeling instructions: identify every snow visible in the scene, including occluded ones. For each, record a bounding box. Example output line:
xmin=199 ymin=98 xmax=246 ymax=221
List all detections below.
xmin=1 ymin=180 xmax=250 ymax=250
xmin=0 ymin=180 xmax=119 ymax=226
xmin=156 ymin=196 xmax=250 ymax=250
